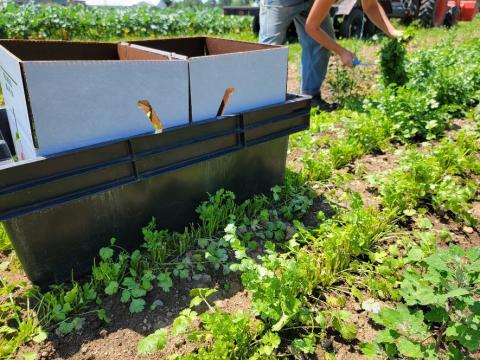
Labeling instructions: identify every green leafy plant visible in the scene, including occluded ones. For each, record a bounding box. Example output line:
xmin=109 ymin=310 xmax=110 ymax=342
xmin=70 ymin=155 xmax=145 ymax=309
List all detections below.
xmin=364 ymin=245 xmax=480 ymax=358
xmin=380 ymin=38 xmax=408 ymax=87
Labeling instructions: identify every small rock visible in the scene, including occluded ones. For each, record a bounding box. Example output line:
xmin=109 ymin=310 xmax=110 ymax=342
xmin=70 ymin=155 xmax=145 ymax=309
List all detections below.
xmin=81 ymin=345 xmax=88 ymax=354
xmin=151 ymin=299 xmax=164 ymax=309
xmin=166 ymin=311 xmax=173 ymax=317
xmin=99 ymin=329 xmax=108 ymax=338
xmin=41 ymin=351 xmax=49 ymax=358
xmin=321 ymin=338 xmax=333 ymax=351
xmin=463 ymin=226 xmax=474 ymax=234
xmin=143 ymin=318 xmax=148 ymax=324
xmin=174 ymin=338 xmax=186 ymax=348
xmin=156 ymin=320 xmax=166 ymax=328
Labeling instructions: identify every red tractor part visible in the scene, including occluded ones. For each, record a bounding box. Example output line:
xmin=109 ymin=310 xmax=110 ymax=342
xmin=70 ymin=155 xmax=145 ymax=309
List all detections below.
xmin=459 ymin=0 xmax=478 ymax=20
xmin=445 ymin=0 xmax=478 ymax=25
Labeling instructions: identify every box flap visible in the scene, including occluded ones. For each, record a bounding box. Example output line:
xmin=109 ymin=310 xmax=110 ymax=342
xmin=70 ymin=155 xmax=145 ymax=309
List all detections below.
xmin=0 ymin=45 xmax=36 ymax=160
xmin=204 ymin=38 xmax=278 ymax=55
xmin=130 ymin=37 xmax=206 ymax=58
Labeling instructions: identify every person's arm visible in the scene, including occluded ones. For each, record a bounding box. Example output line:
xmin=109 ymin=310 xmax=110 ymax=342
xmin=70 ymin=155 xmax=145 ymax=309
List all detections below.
xmin=361 ymin=0 xmax=402 ymax=37
xmin=306 ymin=0 xmax=356 ymax=67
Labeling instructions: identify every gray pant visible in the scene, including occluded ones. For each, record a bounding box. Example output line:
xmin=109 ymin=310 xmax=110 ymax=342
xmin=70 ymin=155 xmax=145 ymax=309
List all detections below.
xmin=259 ymin=0 xmax=335 ymax=97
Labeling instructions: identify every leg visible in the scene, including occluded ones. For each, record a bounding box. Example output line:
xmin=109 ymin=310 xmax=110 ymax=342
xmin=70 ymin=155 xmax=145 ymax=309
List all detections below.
xmin=293 ymin=11 xmax=335 ymax=97
xmin=259 ymin=0 xmax=298 ymax=45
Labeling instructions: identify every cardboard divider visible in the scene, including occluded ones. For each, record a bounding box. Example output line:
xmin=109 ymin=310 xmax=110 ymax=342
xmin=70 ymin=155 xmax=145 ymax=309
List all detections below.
xmin=216 ymin=88 xmax=235 ymax=117
xmin=117 ymin=43 xmax=171 ymax=61
xmin=137 ymin=100 xmax=163 ymax=131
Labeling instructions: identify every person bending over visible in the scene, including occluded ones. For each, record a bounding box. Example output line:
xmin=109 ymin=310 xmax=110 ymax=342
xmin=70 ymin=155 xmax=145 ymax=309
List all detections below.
xmin=306 ymin=0 xmax=402 ymax=68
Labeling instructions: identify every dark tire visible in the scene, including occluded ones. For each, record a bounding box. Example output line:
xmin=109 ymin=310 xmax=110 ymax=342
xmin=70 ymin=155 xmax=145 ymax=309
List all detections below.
xmin=364 ymin=19 xmax=377 ymax=37
xmin=252 ymin=14 xmax=260 ymax=34
xmin=339 ymin=8 xmax=366 ymax=38
xmin=418 ymin=0 xmax=448 ymax=27
xmin=401 ymin=0 xmax=420 ymax=24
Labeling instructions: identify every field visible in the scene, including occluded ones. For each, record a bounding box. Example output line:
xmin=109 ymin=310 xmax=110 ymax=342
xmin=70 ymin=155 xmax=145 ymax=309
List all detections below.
xmin=1 ymin=4 xmax=480 ymax=359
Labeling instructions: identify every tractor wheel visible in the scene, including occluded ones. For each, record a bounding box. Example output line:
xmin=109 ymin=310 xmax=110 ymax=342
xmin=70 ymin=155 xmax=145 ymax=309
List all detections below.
xmin=339 ymin=8 xmax=366 ymax=38
xmin=418 ymin=0 xmax=448 ymax=27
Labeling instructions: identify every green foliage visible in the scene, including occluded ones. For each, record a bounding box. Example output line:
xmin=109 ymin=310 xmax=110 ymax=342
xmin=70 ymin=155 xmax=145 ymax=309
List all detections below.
xmin=271 ymin=172 xmax=314 ymax=220
xmin=375 ymin=86 xmax=449 ymax=142
xmin=0 ymin=3 xmax=251 ymax=40
xmin=376 ymin=134 xmax=479 ymax=225
xmin=0 ymin=224 xmax=11 ymax=252
xmin=365 ymin=245 xmax=480 ymax=358
xmin=379 ymin=38 xmax=408 ymax=87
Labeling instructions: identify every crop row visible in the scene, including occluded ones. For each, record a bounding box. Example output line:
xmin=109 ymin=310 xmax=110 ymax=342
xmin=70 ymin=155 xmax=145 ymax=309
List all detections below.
xmin=0 ymin=3 xmax=252 ymax=40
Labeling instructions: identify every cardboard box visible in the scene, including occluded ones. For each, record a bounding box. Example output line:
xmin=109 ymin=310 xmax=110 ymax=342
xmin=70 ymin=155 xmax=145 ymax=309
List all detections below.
xmin=0 ymin=40 xmax=189 ymax=160
xmin=130 ymin=37 xmax=288 ymax=122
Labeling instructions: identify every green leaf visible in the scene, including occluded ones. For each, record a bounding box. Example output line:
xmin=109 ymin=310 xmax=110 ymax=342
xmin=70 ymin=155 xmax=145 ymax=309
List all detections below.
xmin=58 ymin=321 xmax=74 ymax=335
xmin=291 ymin=334 xmax=316 ymax=354
xmin=376 ymin=329 xmax=399 ymax=344
xmin=121 ymin=289 xmax=131 ymax=303
xmin=272 ymin=313 xmax=290 ymax=332
xmin=172 ymin=315 xmax=191 ymax=336
xmin=137 ymin=328 xmax=168 ymax=355
xmin=99 ymin=247 xmax=114 ymax=260
xmin=258 ymin=332 xmax=281 ymax=356
xmin=397 ymin=338 xmax=423 ymax=358
xmin=406 ymin=247 xmax=424 ymax=263
xmin=32 ymin=329 xmax=47 ymax=343
xmin=425 ymin=307 xmax=449 ymax=323
xmin=23 ymin=352 xmax=37 ymax=360
xmin=129 ymin=298 xmax=146 ymax=313
xmin=332 ymin=314 xmax=357 ymax=340
xmin=351 ymin=286 xmax=364 ymax=301
xmin=97 ymin=308 xmax=111 ymax=323
xmin=360 ymin=343 xmax=378 ymax=357
xmin=447 ymin=344 xmax=468 ymax=360
xmin=315 ymin=313 xmax=327 ymax=329
xmin=157 ymin=273 xmax=173 ymax=292
xmin=189 ymin=296 xmax=203 ymax=308
xmin=131 ymin=288 xmax=147 ymax=298
xmin=445 ymin=288 xmax=469 ymax=299
xmin=105 ymin=281 xmax=119 ymax=296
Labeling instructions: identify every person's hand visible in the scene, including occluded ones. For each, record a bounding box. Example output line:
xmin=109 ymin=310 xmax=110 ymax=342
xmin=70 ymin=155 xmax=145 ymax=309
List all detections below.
xmin=388 ymin=29 xmax=404 ymax=38
xmin=339 ymin=49 xmax=355 ymax=68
